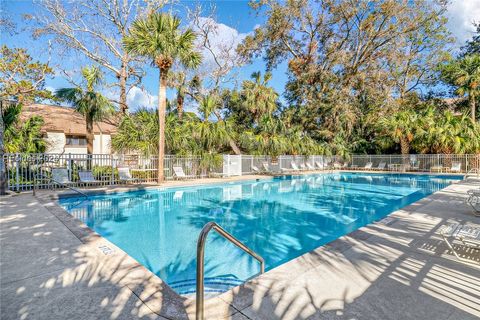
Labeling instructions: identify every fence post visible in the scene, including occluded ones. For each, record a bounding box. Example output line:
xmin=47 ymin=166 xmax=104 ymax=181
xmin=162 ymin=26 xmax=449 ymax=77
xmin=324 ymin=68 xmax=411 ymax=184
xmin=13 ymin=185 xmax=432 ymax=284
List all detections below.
xmin=67 ymin=153 xmax=72 ymax=182
xmin=15 ymin=154 xmax=20 ymax=192
xmin=111 ymin=154 xmax=114 ymax=185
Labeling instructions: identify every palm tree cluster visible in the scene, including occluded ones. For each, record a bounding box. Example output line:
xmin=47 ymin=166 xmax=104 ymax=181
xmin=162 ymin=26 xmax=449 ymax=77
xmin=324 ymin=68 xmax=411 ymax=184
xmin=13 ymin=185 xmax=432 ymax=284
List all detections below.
xmin=378 ymin=107 xmax=480 ymax=155
xmin=56 ymin=66 xmax=115 ymax=155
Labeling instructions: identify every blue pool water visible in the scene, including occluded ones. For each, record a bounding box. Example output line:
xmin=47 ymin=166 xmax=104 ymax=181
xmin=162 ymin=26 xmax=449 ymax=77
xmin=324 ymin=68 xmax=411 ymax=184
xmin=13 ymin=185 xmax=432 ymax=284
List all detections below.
xmin=59 ymin=173 xmax=461 ymax=295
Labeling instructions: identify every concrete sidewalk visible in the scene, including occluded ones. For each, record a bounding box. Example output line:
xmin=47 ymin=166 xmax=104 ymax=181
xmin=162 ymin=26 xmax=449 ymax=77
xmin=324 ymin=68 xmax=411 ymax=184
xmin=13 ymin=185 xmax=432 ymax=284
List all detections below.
xmin=1 ymin=179 xmax=479 ymax=320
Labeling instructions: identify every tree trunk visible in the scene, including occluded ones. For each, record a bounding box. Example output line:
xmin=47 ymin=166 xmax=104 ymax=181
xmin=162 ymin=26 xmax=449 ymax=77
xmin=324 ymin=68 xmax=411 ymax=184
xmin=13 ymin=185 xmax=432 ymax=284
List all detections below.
xmin=400 ymin=138 xmax=410 ymax=155
xmin=212 ymin=110 xmax=242 ymax=155
xmin=177 ymin=93 xmax=184 ymax=120
xmin=157 ymin=71 xmax=167 ymax=183
xmin=119 ymin=58 xmax=128 ymax=114
xmin=86 ymin=117 xmax=94 ymax=170
xmin=470 ymin=93 xmax=476 ymax=122
xmin=0 ymin=103 xmax=6 ymax=195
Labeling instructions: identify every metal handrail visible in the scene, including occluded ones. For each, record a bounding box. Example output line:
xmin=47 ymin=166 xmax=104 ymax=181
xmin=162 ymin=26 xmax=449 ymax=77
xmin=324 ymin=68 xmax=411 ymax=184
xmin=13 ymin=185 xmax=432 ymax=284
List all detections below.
xmin=465 ymin=168 xmax=480 ymax=180
xmin=32 ymin=173 xmax=88 ymax=198
xmin=196 ymin=221 xmax=265 ymax=320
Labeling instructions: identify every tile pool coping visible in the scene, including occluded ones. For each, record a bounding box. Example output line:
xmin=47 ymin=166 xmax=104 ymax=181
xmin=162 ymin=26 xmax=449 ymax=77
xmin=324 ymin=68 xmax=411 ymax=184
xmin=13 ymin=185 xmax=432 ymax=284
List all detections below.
xmin=34 ymin=171 xmax=468 ymax=319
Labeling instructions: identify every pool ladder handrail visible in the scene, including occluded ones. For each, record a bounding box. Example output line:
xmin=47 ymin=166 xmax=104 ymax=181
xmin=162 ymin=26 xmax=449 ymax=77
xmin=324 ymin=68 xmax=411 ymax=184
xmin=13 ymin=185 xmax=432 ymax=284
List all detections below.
xmin=32 ymin=173 xmax=89 ymax=198
xmin=196 ymin=221 xmax=265 ymax=320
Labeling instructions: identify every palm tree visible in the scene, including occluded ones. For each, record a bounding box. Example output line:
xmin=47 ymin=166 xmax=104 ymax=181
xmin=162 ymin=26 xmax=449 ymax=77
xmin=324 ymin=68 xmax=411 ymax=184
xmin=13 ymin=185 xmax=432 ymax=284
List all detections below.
xmin=378 ymin=110 xmax=418 ymax=155
xmin=56 ymin=66 xmax=115 ymax=156
xmin=241 ymin=72 xmax=278 ymax=123
xmin=123 ymin=13 xmax=202 ymax=183
xmin=440 ymin=54 xmax=480 ymax=122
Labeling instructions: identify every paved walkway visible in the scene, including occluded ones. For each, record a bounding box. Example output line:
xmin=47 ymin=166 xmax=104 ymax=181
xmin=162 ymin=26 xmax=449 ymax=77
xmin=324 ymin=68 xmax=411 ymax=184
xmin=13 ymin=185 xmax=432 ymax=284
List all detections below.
xmin=1 ymin=177 xmax=479 ymax=320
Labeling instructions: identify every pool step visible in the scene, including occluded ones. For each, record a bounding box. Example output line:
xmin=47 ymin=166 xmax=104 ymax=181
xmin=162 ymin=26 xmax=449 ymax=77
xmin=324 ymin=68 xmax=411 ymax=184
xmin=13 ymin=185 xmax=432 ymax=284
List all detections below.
xmin=169 ymin=277 xmax=244 ymax=296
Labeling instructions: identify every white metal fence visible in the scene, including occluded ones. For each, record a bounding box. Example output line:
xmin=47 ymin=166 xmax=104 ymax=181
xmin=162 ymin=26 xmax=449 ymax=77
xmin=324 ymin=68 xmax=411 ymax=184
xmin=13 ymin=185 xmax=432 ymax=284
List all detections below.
xmin=2 ymin=153 xmax=479 ymax=192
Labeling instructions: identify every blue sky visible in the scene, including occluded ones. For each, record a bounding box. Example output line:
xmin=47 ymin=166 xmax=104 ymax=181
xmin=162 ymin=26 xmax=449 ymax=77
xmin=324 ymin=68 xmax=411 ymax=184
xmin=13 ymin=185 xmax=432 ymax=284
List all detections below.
xmin=1 ymin=0 xmax=479 ymax=111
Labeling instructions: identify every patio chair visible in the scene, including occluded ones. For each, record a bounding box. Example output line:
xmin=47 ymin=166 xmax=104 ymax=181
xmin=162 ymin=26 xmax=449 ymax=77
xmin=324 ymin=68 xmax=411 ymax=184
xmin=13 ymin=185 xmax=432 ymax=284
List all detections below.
xmin=262 ymin=162 xmax=272 ymax=173
xmin=448 ymin=162 xmax=462 ymax=173
xmin=78 ymin=170 xmax=102 ymax=185
xmin=51 ymin=168 xmax=73 ymax=185
xmin=306 ymin=163 xmax=315 ymax=170
xmin=290 ymin=162 xmax=301 ymax=171
xmin=300 ymin=163 xmax=307 ymax=171
xmin=315 ymin=161 xmax=326 ymax=170
xmin=466 ymin=188 xmax=480 ymax=216
xmin=333 ymin=162 xmax=342 ymax=169
xmin=362 ymin=162 xmax=373 ymax=170
xmin=117 ymin=167 xmax=140 ymax=184
xmin=172 ymin=166 xmax=195 ymax=180
xmin=440 ymin=223 xmax=480 ymax=264
xmin=377 ymin=162 xmax=386 ymax=171
xmin=251 ymin=164 xmax=262 ymax=174
xmin=430 ymin=165 xmax=443 ymax=173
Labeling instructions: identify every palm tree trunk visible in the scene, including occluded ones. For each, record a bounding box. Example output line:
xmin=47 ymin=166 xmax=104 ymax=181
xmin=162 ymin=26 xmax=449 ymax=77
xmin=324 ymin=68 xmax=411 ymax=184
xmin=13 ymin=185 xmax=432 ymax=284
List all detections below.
xmin=177 ymin=94 xmax=184 ymax=120
xmin=157 ymin=71 xmax=167 ymax=183
xmin=400 ymin=138 xmax=409 ymax=166
xmin=470 ymin=94 xmax=476 ymax=122
xmin=86 ymin=117 xmax=94 ymax=170
xmin=119 ymin=58 xmax=128 ymax=114
xmin=212 ymin=110 xmax=242 ymax=155
xmin=86 ymin=119 xmax=94 ymax=155
xmin=0 ymin=107 xmax=6 ymax=195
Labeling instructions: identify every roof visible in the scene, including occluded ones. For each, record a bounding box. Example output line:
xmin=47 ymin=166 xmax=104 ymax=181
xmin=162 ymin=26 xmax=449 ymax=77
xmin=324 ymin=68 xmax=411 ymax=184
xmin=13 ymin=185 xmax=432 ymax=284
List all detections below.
xmin=20 ymin=104 xmax=118 ymax=135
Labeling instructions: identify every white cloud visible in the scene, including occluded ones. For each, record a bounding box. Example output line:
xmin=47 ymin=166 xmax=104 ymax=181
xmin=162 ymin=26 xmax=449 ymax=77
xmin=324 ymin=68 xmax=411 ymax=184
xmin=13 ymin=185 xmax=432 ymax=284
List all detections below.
xmin=126 ymin=86 xmax=158 ymax=110
xmin=191 ymin=17 xmax=248 ymax=75
xmin=446 ymin=0 xmax=480 ymax=45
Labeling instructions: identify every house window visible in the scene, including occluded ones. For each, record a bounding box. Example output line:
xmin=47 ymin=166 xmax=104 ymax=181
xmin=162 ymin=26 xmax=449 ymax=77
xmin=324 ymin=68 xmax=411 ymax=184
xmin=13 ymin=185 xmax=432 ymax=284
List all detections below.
xmin=65 ymin=135 xmax=87 ymax=146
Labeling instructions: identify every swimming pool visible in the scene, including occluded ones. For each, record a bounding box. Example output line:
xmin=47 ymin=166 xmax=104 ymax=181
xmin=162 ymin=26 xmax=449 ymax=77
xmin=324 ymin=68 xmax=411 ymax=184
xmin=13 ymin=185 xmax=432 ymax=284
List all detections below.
xmin=59 ymin=173 xmax=461 ymax=295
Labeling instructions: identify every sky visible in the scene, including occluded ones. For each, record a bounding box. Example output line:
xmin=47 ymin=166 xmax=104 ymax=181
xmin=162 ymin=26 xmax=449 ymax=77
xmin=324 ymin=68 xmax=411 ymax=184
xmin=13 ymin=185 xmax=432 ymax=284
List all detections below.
xmin=1 ymin=0 xmax=479 ymax=111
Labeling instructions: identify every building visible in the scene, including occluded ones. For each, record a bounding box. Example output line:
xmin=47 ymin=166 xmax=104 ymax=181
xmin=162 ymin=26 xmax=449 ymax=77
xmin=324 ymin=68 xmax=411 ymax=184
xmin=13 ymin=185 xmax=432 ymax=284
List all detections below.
xmin=20 ymin=104 xmax=118 ymax=154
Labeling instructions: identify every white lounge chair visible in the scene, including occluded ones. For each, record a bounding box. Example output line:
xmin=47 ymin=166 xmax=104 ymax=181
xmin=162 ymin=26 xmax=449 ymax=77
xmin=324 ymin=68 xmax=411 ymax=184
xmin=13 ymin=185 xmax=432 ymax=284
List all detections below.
xmin=291 ymin=162 xmax=301 ymax=171
xmin=117 ymin=167 xmax=139 ymax=183
xmin=251 ymin=164 xmax=262 ymax=174
xmin=333 ymin=162 xmax=342 ymax=169
xmin=449 ymin=162 xmax=462 ymax=173
xmin=440 ymin=223 xmax=480 ymax=264
xmin=262 ymin=162 xmax=272 ymax=173
xmin=172 ymin=166 xmax=195 ymax=180
xmin=377 ymin=162 xmax=386 ymax=171
xmin=315 ymin=161 xmax=326 ymax=170
xmin=51 ymin=168 xmax=73 ymax=185
xmin=466 ymin=188 xmax=480 ymax=216
xmin=362 ymin=162 xmax=373 ymax=170
xmin=306 ymin=163 xmax=315 ymax=170
xmin=78 ymin=170 xmax=102 ymax=185
xmin=299 ymin=163 xmax=307 ymax=171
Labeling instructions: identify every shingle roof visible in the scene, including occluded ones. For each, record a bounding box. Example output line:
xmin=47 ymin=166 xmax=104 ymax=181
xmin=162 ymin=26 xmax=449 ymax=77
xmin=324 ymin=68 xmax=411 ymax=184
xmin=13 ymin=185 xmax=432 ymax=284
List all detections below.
xmin=20 ymin=104 xmax=118 ymax=135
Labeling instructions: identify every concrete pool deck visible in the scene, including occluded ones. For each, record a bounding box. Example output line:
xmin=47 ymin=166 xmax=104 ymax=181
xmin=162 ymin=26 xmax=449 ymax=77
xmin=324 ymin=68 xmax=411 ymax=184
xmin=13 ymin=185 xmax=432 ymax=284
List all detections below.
xmin=1 ymin=174 xmax=479 ymax=319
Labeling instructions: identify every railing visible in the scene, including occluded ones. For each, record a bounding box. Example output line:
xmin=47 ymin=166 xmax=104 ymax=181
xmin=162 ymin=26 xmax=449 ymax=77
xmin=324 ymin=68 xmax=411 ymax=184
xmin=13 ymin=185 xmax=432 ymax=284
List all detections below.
xmin=2 ymin=153 xmax=479 ymax=192
xmin=2 ymin=153 xmax=221 ymax=191
xmin=196 ymin=222 xmax=264 ymax=320
xmin=32 ymin=173 xmax=88 ymax=198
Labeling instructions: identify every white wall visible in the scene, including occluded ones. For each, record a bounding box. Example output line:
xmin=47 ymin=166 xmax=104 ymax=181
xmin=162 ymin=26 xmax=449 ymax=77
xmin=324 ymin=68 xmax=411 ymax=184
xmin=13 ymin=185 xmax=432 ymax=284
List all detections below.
xmin=45 ymin=132 xmax=65 ymax=153
xmin=93 ymin=134 xmax=112 ymax=154
xmin=45 ymin=131 xmax=112 ymax=154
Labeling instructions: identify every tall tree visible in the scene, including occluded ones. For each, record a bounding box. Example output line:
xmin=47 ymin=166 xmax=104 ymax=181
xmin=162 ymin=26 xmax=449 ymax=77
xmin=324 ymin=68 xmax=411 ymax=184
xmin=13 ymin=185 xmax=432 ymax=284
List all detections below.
xmin=0 ymin=45 xmax=53 ymax=194
xmin=239 ymin=0 xmax=451 ymax=149
xmin=377 ymin=110 xmax=419 ymax=155
xmin=241 ymin=72 xmax=278 ymax=123
xmin=440 ymin=54 xmax=480 ymax=122
xmin=56 ymin=66 xmax=115 ymax=155
xmin=123 ymin=13 xmax=201 ymax=183
xmin=30 ymin=0 xmax=170 ymax=113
